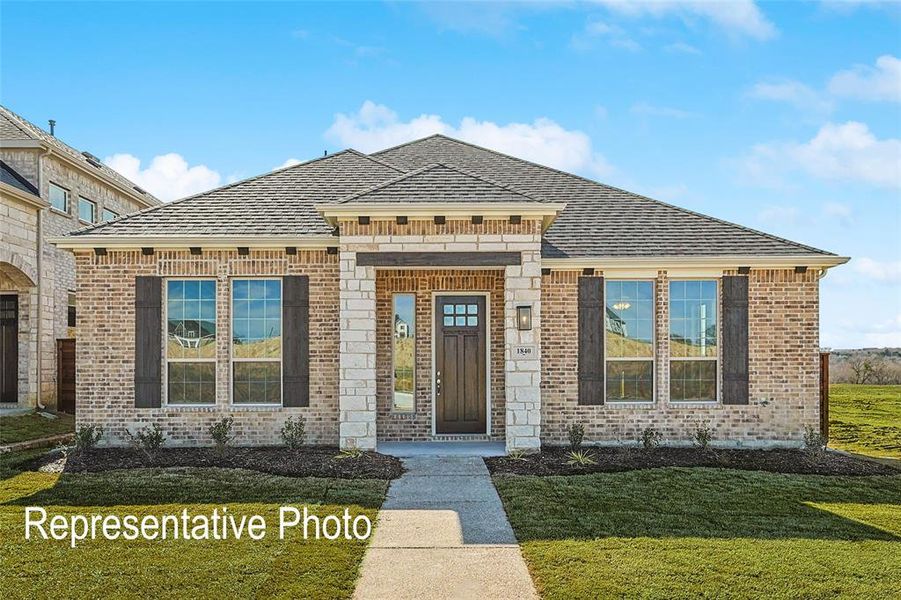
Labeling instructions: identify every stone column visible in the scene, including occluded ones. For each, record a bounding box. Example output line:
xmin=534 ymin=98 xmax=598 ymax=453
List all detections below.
xmin=338 ymin=251 xmax=377 ymax=450
xmin=504 ymin=248 xmax=542 ymax=452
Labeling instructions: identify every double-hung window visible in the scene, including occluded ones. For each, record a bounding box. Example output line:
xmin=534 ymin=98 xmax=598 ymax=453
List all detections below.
xmin=102 ymin=208 xmax=119 ymax=222
xmin=166 ymin=279 xmax=217 ymax=404
xmin=669 ymin=280 xmax=718 ymax=402
xmin=391 ymin=293 xmax=415 ymax=412
xmin=78 ymin=197 xmax=96 ymax=223
xmin=232 ymin=279 xmax=282 ymax=404
xmin=49 ymin=182 xmax=68 ymax=213
xmin=605 ymin=280 xmax=655 ymax=402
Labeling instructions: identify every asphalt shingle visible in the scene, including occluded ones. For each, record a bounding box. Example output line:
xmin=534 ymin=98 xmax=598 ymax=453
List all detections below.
xmin=0 ymin=160 xmax=39 ymax=196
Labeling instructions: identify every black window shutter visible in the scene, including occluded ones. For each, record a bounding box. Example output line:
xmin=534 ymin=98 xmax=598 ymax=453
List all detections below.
xmin=134 ymin=276 xmax=162 ymax=408
xmin=578 ymin=276 xmax=605 ymax=405
xmin=722 ymin=275 xmax=750 ymax=405
xmin=283 ymin=275 xmax=310 ymax=407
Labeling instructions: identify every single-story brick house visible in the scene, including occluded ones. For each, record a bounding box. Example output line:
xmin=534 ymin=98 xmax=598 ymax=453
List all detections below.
xmin=53 ymin=135 xmax=847 ymax=451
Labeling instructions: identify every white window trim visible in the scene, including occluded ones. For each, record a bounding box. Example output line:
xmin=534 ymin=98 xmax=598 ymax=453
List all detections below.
xmin=163 ymin=277 xmax=218 ymax=407
xmin=48 ymin=181 xmax=69 ymax=214
xmin=604 ymin=278 xmax=656 ymax=404
xmin=229 ymin=277 xmax=284 ymax=407
xmin=391 ymin=292 xmax=416 ymax=414
xmin=668 ymin=278 xmax=720 ymax=405
xmin=78 ymin=196 xmax=96 ymax=224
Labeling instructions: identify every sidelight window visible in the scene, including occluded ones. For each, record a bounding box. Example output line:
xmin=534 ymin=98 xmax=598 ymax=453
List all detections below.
xmin=165 ymin=279 xmax=217 ymax=405
xmin=605 ymin=280 xmax=655 ymax=402
xmin=669 ymin=280 xmax=718 ymax=402
xmin=232 ymin=279 xmax=282 ymax=405
xmin=392 ymin=294 xmax=415 ymax=412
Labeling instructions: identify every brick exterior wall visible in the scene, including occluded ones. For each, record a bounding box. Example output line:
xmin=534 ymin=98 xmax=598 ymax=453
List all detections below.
xmin=540 ymin=268 xmax=820 ymax=446
xmin=375 ymin=269 xmax=506 ymax=441
xmin=74 ymin=249 xmax=341 ymax=446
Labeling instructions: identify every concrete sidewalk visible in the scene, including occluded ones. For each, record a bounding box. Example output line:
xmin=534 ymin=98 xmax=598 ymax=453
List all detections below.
xmin=353 ymin=456 xmax=538 ymax=599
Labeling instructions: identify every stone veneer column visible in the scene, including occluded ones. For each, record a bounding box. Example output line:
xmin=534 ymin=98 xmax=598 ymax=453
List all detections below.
xmin=338 ymin=251 xmax=377 ymax=449
xmin=504 ymin=247 xmax=542 ymax=451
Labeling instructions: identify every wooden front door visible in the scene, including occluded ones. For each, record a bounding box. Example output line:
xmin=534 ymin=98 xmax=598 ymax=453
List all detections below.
xmin=435 ymin=295 xmax=487 ymax=434
xmin=0 ymin=294 xmax=18 ymax=404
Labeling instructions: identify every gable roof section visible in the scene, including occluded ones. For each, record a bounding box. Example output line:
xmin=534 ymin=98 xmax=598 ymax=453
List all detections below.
xmin=0 ymin=159 xmax=39 ymax=196
xmin=335 ymin=162 xmax=548 ymax=204
xmin=0 ymin=105 xmax=161 ymax=206
xmin=373 ymin=134 xmax=835 ymax=259
xmin=67 ymin=149 xmax=404 ymax=238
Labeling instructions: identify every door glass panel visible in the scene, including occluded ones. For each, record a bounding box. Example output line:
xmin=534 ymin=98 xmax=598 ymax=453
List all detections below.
xmin=443 ymin=316 xmax=454 ymax=326
xmin=443 ymin=304 xmax=453 ymax=315
xmin=467 ymin=304 xmax=477 ymax=314
xmin=467 ymin=316 xmax=478 ymax=326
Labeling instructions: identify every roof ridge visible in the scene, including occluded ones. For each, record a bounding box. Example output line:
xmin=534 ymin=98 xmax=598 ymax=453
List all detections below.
xmin=334 ymin=162 xmax=443 ymax=204
xmin=69 ymin=149 xmax=366 ymax=236
xmin=345 ymin=148 xmax=408 ymax=173
xmin=377 ymin=134 xmax=833 ymax=256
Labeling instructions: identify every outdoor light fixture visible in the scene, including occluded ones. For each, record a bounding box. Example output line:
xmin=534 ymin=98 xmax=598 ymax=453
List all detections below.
xmin=517 ymin=305 xmax=532 ymax=330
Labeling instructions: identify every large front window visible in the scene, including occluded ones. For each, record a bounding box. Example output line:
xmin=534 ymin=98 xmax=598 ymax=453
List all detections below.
xmin=669 ymin=280 xmax=718 ymax=402
xmin=605 ymin=280 xmax=654 ymax=402
xmin=392 ymin=294 xmax=415 ymax=412
xmin=166 ymin=279 xmax=217 ymax=404
xmin=232 ymin=279 xmax=282 ymax=404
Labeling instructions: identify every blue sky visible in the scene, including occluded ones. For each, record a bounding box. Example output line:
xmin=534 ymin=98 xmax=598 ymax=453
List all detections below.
xmin=2 ymin=1 xmax=899 ymax=348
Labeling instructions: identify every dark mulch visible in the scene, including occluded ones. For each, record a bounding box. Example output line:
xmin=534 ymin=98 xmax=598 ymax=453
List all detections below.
xmin=485 ymin=447 xmax=899 ymax=477
xmin=26 ymin=446 xmax=404 ymax=480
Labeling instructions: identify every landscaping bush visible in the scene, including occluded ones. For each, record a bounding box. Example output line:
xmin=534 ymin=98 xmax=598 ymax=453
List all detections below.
xmin=125 ymin=423 xmax=166 ymax=462
xmin=74 ymin=424 xmax=103 ymax=451
xmin=209 ymin=417 xmax=235 ymax=456
xmin=639 ymin=426 xmax=663 ymax=452
xmin=693 ymin=420 xmax=713 ymax=450
xmin=280 ymin=416 xmax=306 ymax=449
xmin=565 ymin=449 xmax=597 ymax=467
xmin=804 ymin=425 xmax=828 ymax=456
xmin=567 ymin=423 xmax=585 ymax=451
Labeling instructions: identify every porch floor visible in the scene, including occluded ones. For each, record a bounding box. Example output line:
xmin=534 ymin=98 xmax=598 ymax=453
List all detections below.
xmin=378 ymin=441 xmax=506 ymax=457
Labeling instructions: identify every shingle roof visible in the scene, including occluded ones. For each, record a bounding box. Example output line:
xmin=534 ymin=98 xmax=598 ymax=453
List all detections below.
xmin=0 ymin=105 xmax=160 ymax=206
xmin=335 ymin=162 xmax=548 ymax=204
xmin=65 ymin=132 xmax=835 ymax=260
xmin=373 ymin=135 xmax=834 ymax=258
xmin=70 ymin=150 xmax=403 ymax=237
xmin=0 ymin=160 xmax=39 ymax=196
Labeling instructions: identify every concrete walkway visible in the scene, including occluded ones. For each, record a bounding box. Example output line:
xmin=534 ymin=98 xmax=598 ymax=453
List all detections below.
xmin=353 ymin=456 xmax=538 ymax=600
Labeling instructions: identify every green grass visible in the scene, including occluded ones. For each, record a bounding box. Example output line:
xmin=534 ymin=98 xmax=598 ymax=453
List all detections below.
xmin=0 ymin=453 xmax=387 ymax=599
xmin=829 ymin=384 xmax=901 ymax=459
xmin=494 ymin=468 xmax=901 ymax=599
xmin=0 ymin=412 xmax=75 ymax=445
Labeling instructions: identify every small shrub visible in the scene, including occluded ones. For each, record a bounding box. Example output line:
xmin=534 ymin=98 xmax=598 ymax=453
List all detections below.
xmin=639 ymin=426 xmax=663 ymax=452
xmin=125 ymin=423 xmax=166 ymax=462
xmin=507 ymin=449 xmax=528 ymax=461
xmin=565 ymin=449 xmax=597 ymax=467
xmin=693 ymin=420 xmax=713 ymax=451
xmin=74 ymin=424 xmax=103 ymax=451
xmin=209 ymin=417 xmax=235 ymax=456
xmin=803 ymin=426 xmax=828 ymax=456
xmin=280 ymin=416 xmax=306 ymax=449
xmin=335 ymin=446 xmax=364 ymax=460
xmin=567 ymin=423 xmax=585 ymax=452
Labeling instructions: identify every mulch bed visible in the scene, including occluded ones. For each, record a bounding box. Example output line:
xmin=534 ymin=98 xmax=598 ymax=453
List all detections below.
xmin=485 ymin=447 xmax=900 ymax=477
xmin=26 ymin=446 xmax=404 ymax=480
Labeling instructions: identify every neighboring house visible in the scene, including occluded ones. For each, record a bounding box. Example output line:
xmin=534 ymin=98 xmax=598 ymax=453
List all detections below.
xmin=0 ymin=106 xmax=160 ymax=410
xmin=54 ymin=135 xmax=846 ymax=451
xmin=394 ymin=316 xmax=410 ymax=339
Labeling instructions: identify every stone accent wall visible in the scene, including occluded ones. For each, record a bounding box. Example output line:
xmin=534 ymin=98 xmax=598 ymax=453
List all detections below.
xmin=74 ymin=249 xmax=341 ymax=446
xmin=375 ymin=269 xmax=505 ymax=441
xmin=540 ymin=268 xmax=820 ymax=446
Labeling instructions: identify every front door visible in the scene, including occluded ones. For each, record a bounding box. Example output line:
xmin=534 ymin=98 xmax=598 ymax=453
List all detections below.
xmin=0 ymin=294 xmax=18 ymax=404
xmin=435 ymin=295 xmax=487 ymax=434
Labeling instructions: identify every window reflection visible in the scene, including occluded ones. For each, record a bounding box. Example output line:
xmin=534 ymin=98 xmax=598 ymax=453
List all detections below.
xmin=392 ymin=294 xmax=415 ymax=412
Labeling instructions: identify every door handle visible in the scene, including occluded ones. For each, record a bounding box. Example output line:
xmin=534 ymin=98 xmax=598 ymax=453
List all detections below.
xmin=436 ymin=370 xmax=441 ymax=396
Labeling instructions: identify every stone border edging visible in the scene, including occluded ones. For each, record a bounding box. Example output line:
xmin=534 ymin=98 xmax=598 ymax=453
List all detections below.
xmin=0 ymin=433 xmax=74 ymax=454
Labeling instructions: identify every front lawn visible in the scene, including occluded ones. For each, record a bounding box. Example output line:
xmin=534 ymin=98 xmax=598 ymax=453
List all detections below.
xmin=494 ymin=468 xmax=901 ymax=599
xmin=829 ymin=383 xmax=901 ymax=459
xmin=0 ymin=451 xmax=388 ymax=599
xmin=0 ymin=412 xmax=75 ymax=445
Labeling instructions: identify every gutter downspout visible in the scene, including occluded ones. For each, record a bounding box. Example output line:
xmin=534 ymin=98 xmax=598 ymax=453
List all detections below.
xmin=35 ymin=145 xmax=52 ymax=410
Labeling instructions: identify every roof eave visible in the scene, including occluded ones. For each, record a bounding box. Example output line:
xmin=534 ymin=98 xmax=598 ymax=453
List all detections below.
xmin=49 ymin=234 xmax=337 ymax=251
xmin=541 ymin=255 xmax=850 ymax=270
xmin=0 ymin=181 xmax=49 ymax=209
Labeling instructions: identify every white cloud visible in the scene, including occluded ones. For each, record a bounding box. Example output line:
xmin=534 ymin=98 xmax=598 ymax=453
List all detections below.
xmin=828 ymin=54 xmax=901 ymax=102
xmin=104 ymin=153 xmax=222 ymax=202
xmin=853 ymin=257 xmax=901 ymax=283
xmin=664 ymin=41 xmax=701 ymax=55
xmin=325 ymin=100 xmax=614 ymax=177
xmin=826 ymin=312 xmax=901 ymax=348
xmin=747 ymin=80 xmax=833 ymax=113
xmin=757 ymin=205 xmax=801 ymax=225
xmin=741 ymin=121 xmax=901 ymax=189
xmin=572 ymin=19 xmax=641 ymax=52
xmin=275 ymin=158 xmax=302 ymax=170
xmin=593 ymin=0 xmax=777 ymax=40
xmin=630 ymin=102 xmax=696 ymax=118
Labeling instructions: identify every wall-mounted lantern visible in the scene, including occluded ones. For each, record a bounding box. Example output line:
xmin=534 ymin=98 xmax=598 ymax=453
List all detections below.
xmin=517 ymin=305 xmax=532 ymax=331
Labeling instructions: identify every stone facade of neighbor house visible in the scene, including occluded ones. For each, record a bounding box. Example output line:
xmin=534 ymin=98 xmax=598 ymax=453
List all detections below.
xmin=0 ymin=105 xmax=159 ymax=409
xmin=55 ymin=134 xmax=846 ymax=452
